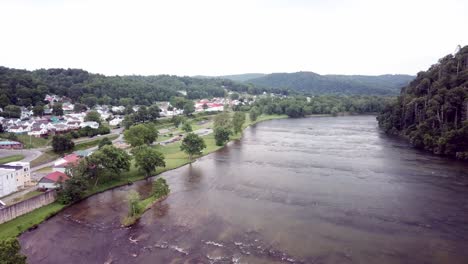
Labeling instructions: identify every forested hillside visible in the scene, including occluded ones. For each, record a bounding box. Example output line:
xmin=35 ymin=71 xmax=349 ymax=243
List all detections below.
xmin=377 ymin=45 xmax=468 ymax=160
xmin=245 ymin=72 xmax=414 ymax=95
xmin=195 ymin=73 xmax=266 ymax=82
xmin=0 ymin=67 xmax=268 ymax=107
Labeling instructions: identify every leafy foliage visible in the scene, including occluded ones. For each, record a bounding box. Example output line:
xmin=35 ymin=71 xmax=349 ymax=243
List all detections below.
xmin=0 ymin=238 xmax=27 ymax=264
xmin=52 ymin=135 xmax=74 ymax=153
xmin=377 ymin=45 xmax=468 ymax=159
xmin=98 ymin=137 xmax=112 ymax=149
xmin=57 ymin=175 xmax=88 ymax=204
xmin=152 ymin=178 xmax=170 ymax=198
xmin=180 ymin=133 xmax=206 ymax=161
xmin=246 ymin=72 xmax=414 ymax=95
xmin=232 ymin=112 xmax=246 ymax=134
xmin=0 ymin=67 xmax=254 ymax=107
xmin=124 ymin=123 xmax=158 ymax=147
xmin=181 ymin=122 xmax=193 ymax=133
xmin=132 ymin=145 xmax=165 ymax=177
xmin=84 ymin=110 xmax=101 ymax=124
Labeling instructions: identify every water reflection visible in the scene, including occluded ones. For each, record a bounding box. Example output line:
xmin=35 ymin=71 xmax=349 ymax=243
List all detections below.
xmin=20 ymin=116 xmax=468 ymax=264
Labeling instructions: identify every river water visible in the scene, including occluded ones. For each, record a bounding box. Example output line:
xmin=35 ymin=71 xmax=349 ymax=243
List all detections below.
xmin=19 ymin=116 xmax=468 ymax=264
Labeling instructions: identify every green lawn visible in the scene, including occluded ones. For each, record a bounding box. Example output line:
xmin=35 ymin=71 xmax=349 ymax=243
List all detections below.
xmin=0 ymin=202 xmax=65 ymax=240
xmin=16 ymin=134 xmax=51 ymax=149
xmin=73 ymin=134 xmax=119 ymax=151
xmin=0 ymin=114 xmax=286 ymax=240
xmin=0 ymin=155 xmax=25 ymax=164
xmin=30 ymin=151 xmax=59 ymax=167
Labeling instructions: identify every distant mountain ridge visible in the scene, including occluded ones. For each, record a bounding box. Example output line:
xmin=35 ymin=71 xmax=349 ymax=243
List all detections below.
xmin=200 ymin=71 xmax=415 ymax=95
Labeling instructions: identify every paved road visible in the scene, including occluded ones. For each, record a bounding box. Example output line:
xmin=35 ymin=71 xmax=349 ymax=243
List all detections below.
xmin=0 ymin=149 xmax=42 ymax=163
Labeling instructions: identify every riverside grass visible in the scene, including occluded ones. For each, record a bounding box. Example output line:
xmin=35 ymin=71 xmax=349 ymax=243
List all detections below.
xmin=0 ymin=114 xmax=286 ymax=240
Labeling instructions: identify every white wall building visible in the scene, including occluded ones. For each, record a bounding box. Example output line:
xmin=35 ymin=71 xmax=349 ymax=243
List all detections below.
xmin=0 ymin=169 xmax=18 ymax=197
xmin=5 ymin=162 xmax=31 ymax=188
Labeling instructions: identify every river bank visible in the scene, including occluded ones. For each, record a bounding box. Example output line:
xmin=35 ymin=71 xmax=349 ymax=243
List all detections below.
xmin=0 ymin=114 xmax=287 ymax=240
xmin=18 ymin=115 xmax=468 ymax=264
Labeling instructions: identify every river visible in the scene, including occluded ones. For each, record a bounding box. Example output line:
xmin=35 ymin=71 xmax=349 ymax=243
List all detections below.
xmin=19 ymin=116 xmax=468 ymax=264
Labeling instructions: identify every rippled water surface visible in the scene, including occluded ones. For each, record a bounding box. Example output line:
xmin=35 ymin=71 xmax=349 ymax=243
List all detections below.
xmin=20 ymin=116 xmax=468 ymax=264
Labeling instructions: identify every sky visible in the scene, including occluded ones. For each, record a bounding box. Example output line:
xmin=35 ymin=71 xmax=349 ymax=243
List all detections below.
xmin=0 ymin=0 xmax=467 ymax=77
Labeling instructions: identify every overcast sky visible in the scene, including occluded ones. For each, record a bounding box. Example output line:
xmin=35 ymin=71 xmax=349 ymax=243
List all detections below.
xmin=1 ymin=0 xmax=467 ymax=76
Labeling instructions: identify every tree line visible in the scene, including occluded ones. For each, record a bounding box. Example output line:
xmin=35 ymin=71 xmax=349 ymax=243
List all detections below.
xmin=377 ymin=45 xmax=468 ymax=160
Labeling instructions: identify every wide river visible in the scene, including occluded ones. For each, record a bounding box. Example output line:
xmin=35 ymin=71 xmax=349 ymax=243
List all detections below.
xmin=20 ymin=116 xmax=468 ymax=264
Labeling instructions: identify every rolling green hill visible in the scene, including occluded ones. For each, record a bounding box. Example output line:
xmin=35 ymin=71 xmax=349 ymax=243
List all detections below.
xmin=244 ymin=72 xmax=414 ymax=95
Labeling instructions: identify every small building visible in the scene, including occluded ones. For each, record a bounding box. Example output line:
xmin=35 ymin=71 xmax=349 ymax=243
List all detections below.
xmin=109 ymin=117 xmax=123 ymax=126
xmin=38 ymin=172 xmax=69 ymax=189
xmin=80 ymin=121 xmax=99 ymax=129
xmin=0 ymin=168 xmax=18 ymax=197
xmin=28 ymin=127 xmax=48 ymax=137
xmin=53 ymin=154 xmax=81 ymax=173
xmin=4 ymin=161 xmax=31 ymax=188
xmin=0 ymin=141 xmax=23 ymax=149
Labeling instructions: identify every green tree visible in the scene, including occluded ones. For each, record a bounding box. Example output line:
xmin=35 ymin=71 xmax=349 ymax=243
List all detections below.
xmin=57 ymin=175 xmax=88 ymax=204
xmin=98 ymin=137 xmax=113 ymax=149
xmin=180 ymin=133 xmax=206 ymax=161
xmin=0 ymin=238 xmax=27 ymax=264
xmin=183 ymin=101 xmax=195 ymax=116
xmin=230 ymin=93 xmax=240 ymax=100
xmin=152 ymin=178 xmax=170 ymax=198
xmin=214 ymin=112 xmax=231 ymax=128
xmin=33 ymin=104 xmax=44 ymax=116
xmin=132 ymin=145 xmax=166 ymax=178
xmin=249 ymin=107 xmax=260 ymax=121
xmin=81 ymin=95 xmax=98 ymax=108
xmin=147 ymin=105 xmax=161 ymax=121
xmin=124 ymin=123 xmax=158 ymax=147
xmin=88 ymin=145 xmax=131 ymax=186
xmin=84 ymin=110 xmax=101 ymax=124
xmin=127 ymin=190 xmax=141 ymax=217
xmin=181 ymin=122 xmax=193 ymax=133
xmin=3 ymin=105 xmax=21 ymax=118
xmin=73 ymin=103 xmax=87 ymax=112
xmin=214 ymin=126 xmax=231 ymax=146
xmin=232 ymin=112 xmax=246 ymax=134
xmin=52 ymin=135 xmax=75 ymax=153
xmin=52 ymin=103 xmax=64 ymax=116
xmin=171 ymin=115 xmax=184 ymax=128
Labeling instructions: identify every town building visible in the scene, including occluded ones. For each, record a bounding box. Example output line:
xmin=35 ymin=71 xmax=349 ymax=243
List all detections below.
xmin=38 ymin=172 xmax=69 ymax=189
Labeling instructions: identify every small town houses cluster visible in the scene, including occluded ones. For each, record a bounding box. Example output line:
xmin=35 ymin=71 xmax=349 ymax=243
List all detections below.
xmin=0 ymin=95 xmax=242 ymax=200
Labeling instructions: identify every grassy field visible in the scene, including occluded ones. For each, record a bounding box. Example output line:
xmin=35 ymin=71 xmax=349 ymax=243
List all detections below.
xmin=16 ymin=134 xmax=51 ymax=149
xmin=0 ymin=114 xmax=286 ymax=240
xmin=30 ymin=151 xmax=59 ymax=167
xmin=73 ymin=134 xmax=119 ymax=151
xmin=0 ymin=154 xmax=25 ymax=164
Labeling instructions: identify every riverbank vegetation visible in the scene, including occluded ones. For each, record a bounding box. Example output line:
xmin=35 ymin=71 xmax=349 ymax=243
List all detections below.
xmin=121 ymin=178 xmax=170 ymax=226
xmin=0 ymin=113 xmax=284 ymax=240
xmin=242 ymin=95 xmax=394 ymax=118
xmin=377 ymin=45 xmax=468 ymax=159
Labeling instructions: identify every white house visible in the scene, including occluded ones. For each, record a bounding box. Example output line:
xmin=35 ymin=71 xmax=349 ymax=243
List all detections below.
xmin=111 ymin=106 xmax=125 ymax=113
xmin=5 ymin=162 xmax=31 ymax=188
xmin=109 ymin=117 xmax=123 ymax=126
xmin=0 ymin=168 xmax=17 ymax=197
xmin=80 ymin=121 xmax=99 ymax=129
xmin=28 ymin=127 xmax=48 ymax=137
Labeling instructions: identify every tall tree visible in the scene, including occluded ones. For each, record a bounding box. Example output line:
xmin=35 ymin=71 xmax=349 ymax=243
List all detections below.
xmin=52 ymin=103 xmax=64 ymax=116
xmin=132 ymin=145 xmax=166 ymax=178
xmin=84 ymin=110 xmax=102 ymax=124
xmin=124 ymin=123 xmax=158 ymax=147
xmin=232 ymin=112 xmax=246 ymax=134
xmin=52 ymin=135 xmax=74 ymax=153
xmin=180 ymin=133 xmax=206 ymax=161
xmin=88 ymin=145 xmax=131 ymax=186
